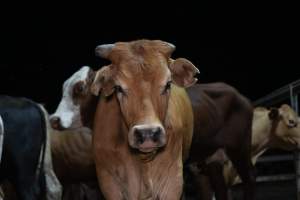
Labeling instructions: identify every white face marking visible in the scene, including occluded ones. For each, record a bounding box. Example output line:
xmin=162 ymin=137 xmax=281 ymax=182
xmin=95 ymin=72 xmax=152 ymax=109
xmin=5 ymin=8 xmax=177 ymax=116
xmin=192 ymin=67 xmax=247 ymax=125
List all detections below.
xmin=51 ymin=66 xmax=90 ymax=129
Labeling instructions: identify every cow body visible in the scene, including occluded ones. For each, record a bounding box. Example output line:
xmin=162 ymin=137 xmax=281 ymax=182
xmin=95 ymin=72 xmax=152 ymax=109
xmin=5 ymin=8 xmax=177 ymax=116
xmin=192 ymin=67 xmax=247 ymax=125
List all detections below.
xmin=185 ymin=83 xmax=255 ymax=200
xmin=0 ymin=96 xmax=48 ymax=200
xmin=51 ymin=128 xmax=95 ymax=183
xmin=93 ymin=85 xmax=193 ymax=199
xmin=50 ymin=127 xmax=104 ymax=200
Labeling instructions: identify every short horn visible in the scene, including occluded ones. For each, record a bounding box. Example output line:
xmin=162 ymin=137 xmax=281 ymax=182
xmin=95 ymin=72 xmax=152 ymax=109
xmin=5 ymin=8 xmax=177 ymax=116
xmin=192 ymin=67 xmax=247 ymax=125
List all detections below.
xmin=95 ymin=44 xmax=115 ymax=59
xmin=166 ymin=42 xmax=176 ymax=52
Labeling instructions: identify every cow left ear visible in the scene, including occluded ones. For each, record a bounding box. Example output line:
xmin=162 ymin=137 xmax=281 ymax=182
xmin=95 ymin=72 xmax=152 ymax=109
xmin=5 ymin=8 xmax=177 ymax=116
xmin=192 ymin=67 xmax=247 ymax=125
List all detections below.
xmin=91 ymin=65 xmax=115 ymax=97
xmin=169 ymin=58 xmax=200 ymax=88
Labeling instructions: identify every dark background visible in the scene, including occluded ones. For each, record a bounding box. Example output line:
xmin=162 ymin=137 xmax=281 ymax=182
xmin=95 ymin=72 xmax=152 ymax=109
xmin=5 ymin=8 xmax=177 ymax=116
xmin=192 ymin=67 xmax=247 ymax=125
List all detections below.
xmin=0 ymin=7 xmax=299 ymax=113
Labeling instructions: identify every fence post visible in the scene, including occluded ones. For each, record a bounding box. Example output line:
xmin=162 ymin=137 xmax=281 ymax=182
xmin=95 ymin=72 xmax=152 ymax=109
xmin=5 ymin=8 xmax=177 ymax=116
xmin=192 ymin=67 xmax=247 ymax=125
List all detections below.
xmin=290 ymin=85 xmax=300 ymax=200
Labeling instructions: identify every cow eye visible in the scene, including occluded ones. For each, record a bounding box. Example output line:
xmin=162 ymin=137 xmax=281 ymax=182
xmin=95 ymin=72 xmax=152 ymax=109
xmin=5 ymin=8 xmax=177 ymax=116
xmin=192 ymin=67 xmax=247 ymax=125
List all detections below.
xmin=162 ymin=81 xmax=172 ymax=95
xmin=115 ymin=85 xmax=125 ymax=95
xmin=74 ymin=82 xmax=85 ymax=95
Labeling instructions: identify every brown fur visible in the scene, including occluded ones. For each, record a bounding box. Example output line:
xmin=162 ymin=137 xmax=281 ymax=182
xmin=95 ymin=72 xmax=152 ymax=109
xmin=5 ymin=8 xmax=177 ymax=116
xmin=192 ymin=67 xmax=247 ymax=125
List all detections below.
xmin=185 ymin=83 xmax=255 ymax=200
xmin=51 ymin=128 xmax=96 ymax=183
xmin=92 ymin=40 xmax=196 ymax=199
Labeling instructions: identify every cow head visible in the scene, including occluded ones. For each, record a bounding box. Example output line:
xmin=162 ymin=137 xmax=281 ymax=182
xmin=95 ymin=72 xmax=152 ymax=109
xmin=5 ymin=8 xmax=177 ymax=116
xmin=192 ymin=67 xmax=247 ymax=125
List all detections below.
xmin=91 ymin=40 xmax=199 ymax=153
xmin=268 ymin=104 xmax=300 ymax=150
xmin=50 ymin=66 xmax=96 ymax=130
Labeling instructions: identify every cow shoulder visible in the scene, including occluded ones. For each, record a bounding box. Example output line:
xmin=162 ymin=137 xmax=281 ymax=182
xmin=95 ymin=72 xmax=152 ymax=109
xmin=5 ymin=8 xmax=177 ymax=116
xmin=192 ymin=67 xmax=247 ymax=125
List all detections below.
xmin=166 ymin=84 xmax=194 ymax=160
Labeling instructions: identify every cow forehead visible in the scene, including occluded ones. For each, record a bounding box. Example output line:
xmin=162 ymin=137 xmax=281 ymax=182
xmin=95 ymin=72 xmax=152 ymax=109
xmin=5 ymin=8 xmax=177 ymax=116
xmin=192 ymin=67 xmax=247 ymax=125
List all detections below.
xmin=281 ymin=106 xmax=298 ymax=119
xmin=116 ymin=62 xmax=170 ymax=88
xmin=114 ymin=53 xmax=169 ymax=80
xmin=63 ymin=66 xmax=90 ymax=92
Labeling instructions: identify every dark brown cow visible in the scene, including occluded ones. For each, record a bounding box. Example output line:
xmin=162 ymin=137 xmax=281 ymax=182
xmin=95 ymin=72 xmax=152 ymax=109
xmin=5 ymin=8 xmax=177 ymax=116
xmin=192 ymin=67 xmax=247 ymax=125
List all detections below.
xmin=185 ymin=83 xmax=255 ymax=200
xmin=91 ymin=40 xmax=197 ymax=199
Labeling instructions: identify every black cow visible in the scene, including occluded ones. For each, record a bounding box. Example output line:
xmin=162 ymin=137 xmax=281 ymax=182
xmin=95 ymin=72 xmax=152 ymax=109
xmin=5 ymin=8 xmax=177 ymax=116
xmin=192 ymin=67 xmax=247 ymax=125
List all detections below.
xmin=0 ymin=96 xmax=47 ymax=200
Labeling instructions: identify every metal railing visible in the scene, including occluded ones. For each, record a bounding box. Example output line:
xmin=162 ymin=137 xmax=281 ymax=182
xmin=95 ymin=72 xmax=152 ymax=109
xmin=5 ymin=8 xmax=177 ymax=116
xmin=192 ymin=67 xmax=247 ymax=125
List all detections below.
xmin=254 ymin=79 xmax=300 ymax=199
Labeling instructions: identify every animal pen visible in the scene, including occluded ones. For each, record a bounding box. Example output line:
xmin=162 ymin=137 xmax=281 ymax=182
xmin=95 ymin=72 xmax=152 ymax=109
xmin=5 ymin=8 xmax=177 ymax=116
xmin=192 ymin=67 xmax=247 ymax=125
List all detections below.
xmin=232 ymin=79 xmax=300 ymax=200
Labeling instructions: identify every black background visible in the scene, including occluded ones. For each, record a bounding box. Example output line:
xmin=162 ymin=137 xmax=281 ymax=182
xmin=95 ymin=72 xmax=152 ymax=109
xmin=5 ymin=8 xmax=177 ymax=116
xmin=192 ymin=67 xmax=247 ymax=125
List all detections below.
xmin=0 ymin=6 xmax=299 ymax=113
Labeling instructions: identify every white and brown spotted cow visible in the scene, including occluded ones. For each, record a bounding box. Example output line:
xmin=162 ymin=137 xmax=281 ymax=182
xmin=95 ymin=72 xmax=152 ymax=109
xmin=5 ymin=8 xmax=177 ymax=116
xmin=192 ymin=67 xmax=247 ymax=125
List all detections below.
xmin=49 ymin=66 xmax=103 ymax=200
xmin=50 ymin=66 xmax=97 ymax=130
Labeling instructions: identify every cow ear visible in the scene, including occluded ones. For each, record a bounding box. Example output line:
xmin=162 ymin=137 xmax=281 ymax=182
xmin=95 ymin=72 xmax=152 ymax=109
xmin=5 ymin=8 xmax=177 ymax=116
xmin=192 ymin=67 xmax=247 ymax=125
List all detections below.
xmin=269 ymin=108 xmax=280 ymax=120
xmin=169 ymin=58 xmax=200 ymax=88
xmin=91 ymin=66 xmax=115 ymax=97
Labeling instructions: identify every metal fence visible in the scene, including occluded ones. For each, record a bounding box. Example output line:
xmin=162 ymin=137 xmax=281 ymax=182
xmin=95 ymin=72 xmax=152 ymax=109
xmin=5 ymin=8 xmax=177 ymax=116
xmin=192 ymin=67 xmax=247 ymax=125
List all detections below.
xmin=254 ymin=79 xmax=300 ymax=199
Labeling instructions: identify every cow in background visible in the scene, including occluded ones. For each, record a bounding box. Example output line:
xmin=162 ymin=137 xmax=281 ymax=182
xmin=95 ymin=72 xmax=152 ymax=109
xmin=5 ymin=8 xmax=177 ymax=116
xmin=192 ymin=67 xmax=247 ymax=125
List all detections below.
xmin=0 ymin=115 xmax=3 ymax=163
xmin=0 ymin=115 xmax=3 ymax=200
xmin=184 ymin=83 xmax=254 ymax=200
xmin=50 ymin=66 xmax=103 ymax=200
xmin=0 ymin=96 xmax=61 ymax=200
xmin=224 ymin=104 xmax=299 ymax=185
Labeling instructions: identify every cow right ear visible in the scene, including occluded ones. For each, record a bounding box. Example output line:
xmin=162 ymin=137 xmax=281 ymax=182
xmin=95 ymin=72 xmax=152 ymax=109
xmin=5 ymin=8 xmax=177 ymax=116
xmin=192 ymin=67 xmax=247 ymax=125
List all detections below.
xmin=268 ymin=108 xmax=280 ymax=120
xmin=169 ymin=58 xmax=200 ymax=88
xmin=91 ymin=66 xmax=115 ymax=97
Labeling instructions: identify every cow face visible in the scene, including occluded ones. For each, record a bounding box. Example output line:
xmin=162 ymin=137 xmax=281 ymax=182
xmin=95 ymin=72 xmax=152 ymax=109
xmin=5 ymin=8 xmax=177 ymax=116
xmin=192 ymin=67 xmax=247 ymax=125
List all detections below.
xmin=50 ymin=66 xmax=96 ymax=130
xmin=92 ymin=40 xmax=199 ymax=153
xmin=269 ymin=104 xmax=300 ymax=150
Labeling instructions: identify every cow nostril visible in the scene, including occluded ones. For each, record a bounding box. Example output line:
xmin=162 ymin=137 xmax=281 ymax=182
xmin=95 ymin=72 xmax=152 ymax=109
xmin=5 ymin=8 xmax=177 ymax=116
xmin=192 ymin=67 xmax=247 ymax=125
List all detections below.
xmin=51 ymin=116 xmax=60 ymax=123
xmin=134 ymin=127 xmax=163 ymax=144
xmin=152 ymin=127 xmax=161 ymax=142
xmin=50 ymin=116 xmax=61 ymax=128
xmin=134 ymin=129 xmax=145 ymax=144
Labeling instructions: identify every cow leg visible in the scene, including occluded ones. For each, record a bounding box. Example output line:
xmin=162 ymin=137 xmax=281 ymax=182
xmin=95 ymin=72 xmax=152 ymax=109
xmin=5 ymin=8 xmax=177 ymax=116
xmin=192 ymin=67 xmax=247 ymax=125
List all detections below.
xmin=13 ymin=180 xmax=37 ymax=200
xmin=226 ymin=149 xmax=255 ymax=200
xmin=10 ymin=163 xmax=46 ymax=200
xmin=207 ymin=162 xmax=229 ymax=200
xmin=194 ymin=173 xmax=214 ymax=200
xmin=184 ymin=163 xmax=214 ymax=200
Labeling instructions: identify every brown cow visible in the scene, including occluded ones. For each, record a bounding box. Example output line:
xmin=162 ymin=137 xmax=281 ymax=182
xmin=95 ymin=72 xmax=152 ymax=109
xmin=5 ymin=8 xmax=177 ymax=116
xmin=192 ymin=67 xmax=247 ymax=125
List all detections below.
xmin=185 ymin=83 xmax=255 ymax=200
xmin=224 ymin=104 xmax=299 ymax=186
xmin=51 ymin=128 xmax=104 ymax=200
xmin=91 ymin=40 xmax=197 ymax=199
xmin=51 ymin=128 xmax=95 ymax=183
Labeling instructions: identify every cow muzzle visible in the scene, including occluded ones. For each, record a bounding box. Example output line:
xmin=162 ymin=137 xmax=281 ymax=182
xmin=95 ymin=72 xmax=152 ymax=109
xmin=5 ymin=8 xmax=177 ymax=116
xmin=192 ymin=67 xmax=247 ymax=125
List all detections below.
xmin=129 ymin=124 xmax=166 ymax=153
xmin=49 ymin=116 xmax=66 ymax=130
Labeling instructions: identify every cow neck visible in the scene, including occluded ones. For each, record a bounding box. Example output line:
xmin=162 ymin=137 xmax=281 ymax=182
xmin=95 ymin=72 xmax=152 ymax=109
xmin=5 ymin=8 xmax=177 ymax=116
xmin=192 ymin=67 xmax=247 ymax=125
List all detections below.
xmin=81 ymin=95 xmax=99 ymax=129
xmin=252 ymin=117 xmax=280 ymax=163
